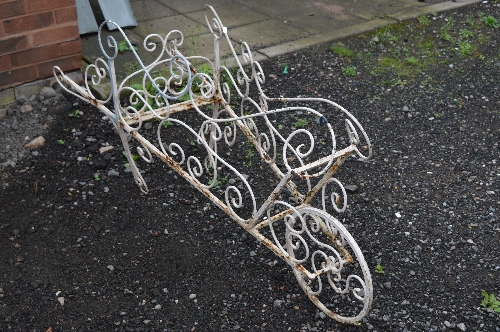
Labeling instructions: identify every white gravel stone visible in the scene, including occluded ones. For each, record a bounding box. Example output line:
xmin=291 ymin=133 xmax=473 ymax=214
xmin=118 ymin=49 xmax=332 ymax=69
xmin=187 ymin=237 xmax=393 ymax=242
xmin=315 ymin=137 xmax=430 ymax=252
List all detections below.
xmin=40 ymin=87 xmax=57 ymax=98
xmin=107 ymin=170 xmax=119 ymax=177
xmin=99 ymin=145 xmax=114 ymax=154
xmin=24 ymin=136 xmax=45 ymax=150
xmin=20 ymin=105 xmax=33 ymax=113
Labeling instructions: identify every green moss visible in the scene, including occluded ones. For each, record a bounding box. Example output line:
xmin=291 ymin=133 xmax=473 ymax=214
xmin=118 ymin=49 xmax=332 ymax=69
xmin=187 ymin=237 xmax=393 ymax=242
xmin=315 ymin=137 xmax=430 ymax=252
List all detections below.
xmin=379 ymin=56 xmax=425 ymax=77
xmin=331 ymin=42 xmax=355 ymax=58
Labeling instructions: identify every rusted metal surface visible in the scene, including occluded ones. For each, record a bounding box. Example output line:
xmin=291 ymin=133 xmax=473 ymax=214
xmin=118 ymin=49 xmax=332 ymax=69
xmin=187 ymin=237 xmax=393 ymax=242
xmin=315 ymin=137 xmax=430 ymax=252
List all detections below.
xmin=302 ymin=149 xmax=350 ymax=206
xmin=124 ymin=97 xmax=219 ymax=125
xmin=53 ymin=5 xmax=373 ymax=325
xmin=315 ymin=214 xmax=353 ymax=263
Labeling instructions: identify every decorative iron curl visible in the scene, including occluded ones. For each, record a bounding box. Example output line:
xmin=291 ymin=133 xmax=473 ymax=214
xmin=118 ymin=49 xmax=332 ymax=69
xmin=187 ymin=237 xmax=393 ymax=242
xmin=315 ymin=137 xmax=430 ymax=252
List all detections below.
xmin=321 ymin=178 xmax=348 ymax=213
xmin=283 ymin=128 xmax=315 ymax=162
xmin=154 ymin=116 xmax=258 ymax=221
xmin=190 ymin=72 xmax=216 ymax=100
xmin=52 ymin=66 xmax=112 ymax=110
xmin=135 ymin=141 xmax=154 ymax=164
xmin=225 ymin=186 xmax=245 ymax=223
xmin=267 ymin=201 xmax=309 ymax=263
xmin=163 ymin=30 xmax=184 ymax=57
xmin=223 ymin=121 xmax=237 ymax=147
xmin=97 ymin=22 xmax=119 ymax=61
xmin=85 ymin=58 xmax=113 ymax=104
xmin=204 ymin=5 xmax=224 ymax=39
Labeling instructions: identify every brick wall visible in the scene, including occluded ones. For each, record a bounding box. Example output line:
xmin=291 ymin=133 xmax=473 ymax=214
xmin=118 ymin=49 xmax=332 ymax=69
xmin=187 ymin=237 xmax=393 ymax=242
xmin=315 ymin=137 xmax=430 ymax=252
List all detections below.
xmin=0 ymin=0 xmax=82 ymax=90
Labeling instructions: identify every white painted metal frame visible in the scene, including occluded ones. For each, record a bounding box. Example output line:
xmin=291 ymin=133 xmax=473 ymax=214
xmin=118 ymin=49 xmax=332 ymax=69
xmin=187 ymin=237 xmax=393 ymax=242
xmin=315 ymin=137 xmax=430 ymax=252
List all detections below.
xmin=54 ymin=5 xmax=373 ymax=324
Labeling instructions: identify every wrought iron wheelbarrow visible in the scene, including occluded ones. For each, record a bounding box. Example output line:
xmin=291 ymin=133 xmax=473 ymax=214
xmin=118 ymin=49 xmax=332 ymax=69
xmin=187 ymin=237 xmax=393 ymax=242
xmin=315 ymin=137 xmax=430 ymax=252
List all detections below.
xmin=54 ymin=5 xmax=373 ymax=324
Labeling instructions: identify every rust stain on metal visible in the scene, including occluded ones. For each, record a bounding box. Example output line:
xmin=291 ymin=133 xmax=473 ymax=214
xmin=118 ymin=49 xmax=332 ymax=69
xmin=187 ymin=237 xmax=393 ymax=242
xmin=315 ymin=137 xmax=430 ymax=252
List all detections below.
xmin=317 ymin=219 xmax=353 ymax=263
xmin=125 ymin=97 xmax=219 ymax=125
xmin=259 ymin=236 xmax=319 ymax=280
xmin=303 ymin=152 xmax=350 ymax=205
xmin=84 ymin=94 xmax=99 ymax=107
xmin=294 ymin=264 xmax=312 ymax=278
xmin=261 ymin=237 xmax=288 ymax=259
xmin=303 ymin=163 xmax=340 ymax=200
xmin=269 ymin=192 xmax=278 ymax=202
xmin=254 ymin=207 xmax=297 ymax=230
xmin=293 ymin=150 xmax=350 ymax=179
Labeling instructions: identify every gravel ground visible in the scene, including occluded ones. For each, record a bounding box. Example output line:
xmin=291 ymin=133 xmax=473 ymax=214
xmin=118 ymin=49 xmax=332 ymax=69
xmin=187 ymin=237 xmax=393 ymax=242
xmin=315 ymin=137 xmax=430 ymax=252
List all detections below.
xmin=1 ymin=2 xmax=500 ymax=331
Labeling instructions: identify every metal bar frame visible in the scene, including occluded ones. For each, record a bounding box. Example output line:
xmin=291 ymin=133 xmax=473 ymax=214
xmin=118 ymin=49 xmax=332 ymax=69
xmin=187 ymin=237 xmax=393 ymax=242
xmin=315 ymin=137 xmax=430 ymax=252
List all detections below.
xmin=53 ymin=5 xmax=374 ymax=325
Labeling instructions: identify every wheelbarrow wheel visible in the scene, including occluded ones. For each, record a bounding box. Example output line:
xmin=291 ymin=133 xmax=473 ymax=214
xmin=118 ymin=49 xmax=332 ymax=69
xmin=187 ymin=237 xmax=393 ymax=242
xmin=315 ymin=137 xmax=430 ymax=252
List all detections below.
xmin=285 ymin=206 xmax=373 ymax=325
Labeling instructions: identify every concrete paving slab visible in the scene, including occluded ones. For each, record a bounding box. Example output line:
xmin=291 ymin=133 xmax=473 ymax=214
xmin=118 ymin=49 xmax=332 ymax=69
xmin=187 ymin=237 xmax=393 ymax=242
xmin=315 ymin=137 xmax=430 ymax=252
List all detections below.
xmin=259 ymin=17 xmax=397 ymax=58
xmin=156 ymin=0 xmax=233 ymax=14
xmin=221 ymin=50 xmax=268 ymax=70
xmin=130 ymin=0 xmax=178 ymax=22
xmin=228 ymin=19 xmax=310 ymax=50
xmin=390 ymin=0 xmax=481 ymax=21
xmin=186 ymin=3 xmax=269 ymax=29
xmin=285 ymin=11 xmax=365 ymax=35
xmin=397 ymin=0 xmax=428 ymax=6
xmin=0 ymin=88 xmax=15 ymax=106
xmin=234 ymin=0 xmax=314 ymax=18
xmin=132 ymin=14 xmax=205 ymax=39
xmin=337 ymin=0 xmax=413 ymax=20
xmin=178 ymin=32 xmax=235 ymax=62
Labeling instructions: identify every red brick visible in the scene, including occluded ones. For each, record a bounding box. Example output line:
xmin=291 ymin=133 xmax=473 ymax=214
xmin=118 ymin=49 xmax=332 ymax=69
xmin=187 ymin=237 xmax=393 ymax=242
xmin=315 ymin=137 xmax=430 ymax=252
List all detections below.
xmin=0 ymin=54 xmax=11 ymax=71
xmin=0 ymin=35 xmax=30 ymax=54
xmin=27 ymin=0 xmax=74 ymax=13
xmin=0 ymin=1 xmax=26 ymax=20
xmin=10 ymin=43 xmax=59 ymax=67
xmin=37 ymin=54 xmax=81 ymax=77
xmin=59 ymin=39 xmax=81 ymax=56
xmin=32 ymin=23 xmax=78 ymax=47
xmin=55 ymin=6 xmax=77 ymax=24
xmin=0 ymin=20 xmax=4 ymax=36
xmin=3 ymin=11 xmax=53 ymax=34
xmin=0 ymin=64 xmax=38 ymax=89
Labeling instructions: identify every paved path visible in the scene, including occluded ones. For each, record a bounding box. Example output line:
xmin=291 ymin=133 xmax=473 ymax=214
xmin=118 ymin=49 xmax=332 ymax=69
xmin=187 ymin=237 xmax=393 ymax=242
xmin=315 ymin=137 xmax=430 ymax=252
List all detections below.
xmin=81 ymin=0 xmax=481 ymax=82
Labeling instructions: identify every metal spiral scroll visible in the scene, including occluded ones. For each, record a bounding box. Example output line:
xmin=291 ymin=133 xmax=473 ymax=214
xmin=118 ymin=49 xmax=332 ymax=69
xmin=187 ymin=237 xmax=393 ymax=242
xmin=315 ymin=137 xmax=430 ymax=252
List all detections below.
xmin=272 ymin=205 xmax=373 ymax=324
